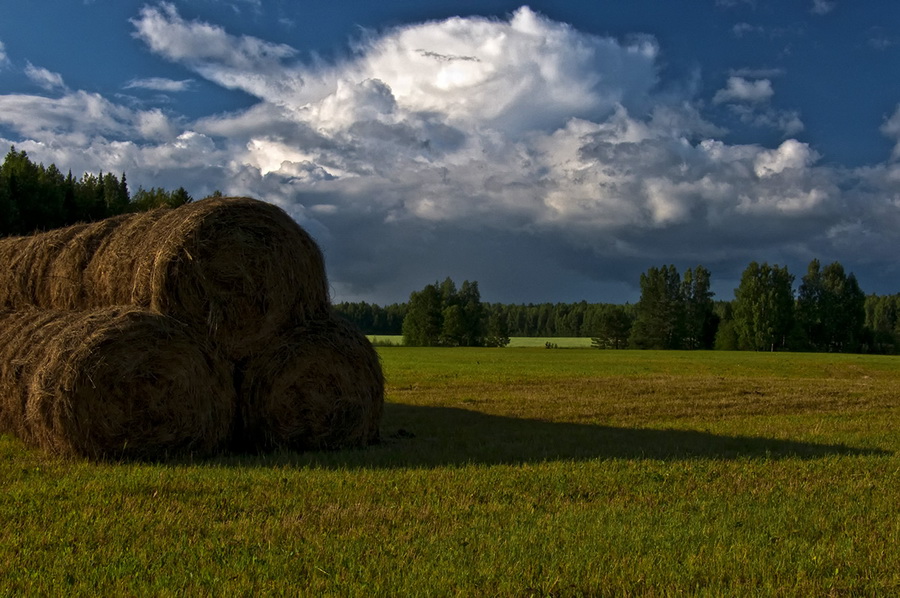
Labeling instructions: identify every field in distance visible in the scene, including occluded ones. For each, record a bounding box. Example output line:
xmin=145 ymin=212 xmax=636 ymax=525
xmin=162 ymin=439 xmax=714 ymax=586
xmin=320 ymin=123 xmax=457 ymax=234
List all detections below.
xmin=369 ymin=335 xmax=593 ymax=348
xmin=2 ymin=349 xmax=899 ymax=595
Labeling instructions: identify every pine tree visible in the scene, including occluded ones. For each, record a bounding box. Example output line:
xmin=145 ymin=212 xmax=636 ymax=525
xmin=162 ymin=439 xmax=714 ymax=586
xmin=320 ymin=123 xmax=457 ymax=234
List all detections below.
xmin=170 ymin=187 xmax=193 ymax=207
xmin=630 ymin=265 xmax=684 ymax=349
xmin=682 ymin=265 xmax=717 ymax=349
xmin=796 ymin=259 xmax=826 ymax=350
xmin=591 ymin=305 xmax=633 ymax=349
xmin=458 ymin=280 xmax=485 ymax=346
xmin=118 ymin=173 xmax=130 ymax=210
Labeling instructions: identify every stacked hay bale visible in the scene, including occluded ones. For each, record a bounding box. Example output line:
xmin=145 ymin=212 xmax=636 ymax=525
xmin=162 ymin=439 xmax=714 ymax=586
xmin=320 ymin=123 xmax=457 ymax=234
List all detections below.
xmin=237 ymin=315 xmax=384 ymax=451
xmin=0 ymin=197 xmax=383 ymax=458
xmin=0 ymin=308 xmax=235 ymax=460
xmin=0 ymin=197 xmax=332 ymax=360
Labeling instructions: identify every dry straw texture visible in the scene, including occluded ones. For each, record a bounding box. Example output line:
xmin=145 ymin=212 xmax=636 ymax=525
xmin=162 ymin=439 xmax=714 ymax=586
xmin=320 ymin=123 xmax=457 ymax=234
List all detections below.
xmin=0 ymin=197 xmax=330 ymax=359
xmin=237 ymin=314 xmax=384 ymax=451
xmin=0 ymin=308 xmax=236 ymax=460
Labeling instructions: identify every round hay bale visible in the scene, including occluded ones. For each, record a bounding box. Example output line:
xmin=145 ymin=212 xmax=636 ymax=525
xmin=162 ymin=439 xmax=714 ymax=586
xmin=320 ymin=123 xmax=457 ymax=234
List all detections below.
xmin=237 ymin=314 xmax=384 ymax=451
xmin=0 ymin=308 xmax=236 ymax=460
xmin=0 ymin=197 xmax=330 ymax=359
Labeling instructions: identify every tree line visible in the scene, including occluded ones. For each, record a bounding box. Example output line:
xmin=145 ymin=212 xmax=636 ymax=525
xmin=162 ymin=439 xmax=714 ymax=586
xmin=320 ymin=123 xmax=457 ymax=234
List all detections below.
xmin=335 ymin=263 xmax=900 ymax=353
xmin=627 ymin=260 xmax=871 ymax=352
xmin=0 ymin=147 xmax=198 ymax=236
xmin=335 ymin=294 xmax=638 ymax=346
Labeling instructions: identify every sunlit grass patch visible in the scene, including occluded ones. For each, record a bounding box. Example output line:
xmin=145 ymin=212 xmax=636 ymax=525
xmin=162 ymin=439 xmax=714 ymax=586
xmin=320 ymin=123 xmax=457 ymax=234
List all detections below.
xmin=2 ymin=349 xmax=899 ymax=595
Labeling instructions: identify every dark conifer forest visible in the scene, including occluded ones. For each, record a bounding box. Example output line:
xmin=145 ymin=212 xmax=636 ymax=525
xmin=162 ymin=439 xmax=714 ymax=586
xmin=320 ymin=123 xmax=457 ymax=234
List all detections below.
xmin=0 ymin=147 xmax=194 ymax=236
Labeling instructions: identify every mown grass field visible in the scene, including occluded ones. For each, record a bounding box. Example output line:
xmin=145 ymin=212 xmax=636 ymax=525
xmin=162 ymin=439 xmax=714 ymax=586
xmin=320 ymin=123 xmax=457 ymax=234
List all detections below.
xmin=2 ymin=348 xmax=899 ymax=596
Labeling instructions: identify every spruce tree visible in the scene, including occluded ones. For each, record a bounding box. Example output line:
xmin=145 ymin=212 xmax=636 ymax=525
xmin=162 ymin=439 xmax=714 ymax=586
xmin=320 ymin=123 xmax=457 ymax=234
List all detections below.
xmin=630 ymin=265 xmax=684 ymax=349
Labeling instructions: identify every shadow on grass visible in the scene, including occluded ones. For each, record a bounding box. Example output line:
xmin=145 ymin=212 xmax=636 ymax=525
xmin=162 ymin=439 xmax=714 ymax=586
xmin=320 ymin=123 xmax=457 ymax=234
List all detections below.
xmin=214 ymin=403 xmax=890 ymax=469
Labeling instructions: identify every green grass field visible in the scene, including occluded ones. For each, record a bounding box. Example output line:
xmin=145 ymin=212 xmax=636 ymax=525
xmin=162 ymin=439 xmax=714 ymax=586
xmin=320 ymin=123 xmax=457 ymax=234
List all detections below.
xmin=2 ymin=349 xmax=899 ymax=595
xmin=506 ymin=336 xmax=594 ymax=348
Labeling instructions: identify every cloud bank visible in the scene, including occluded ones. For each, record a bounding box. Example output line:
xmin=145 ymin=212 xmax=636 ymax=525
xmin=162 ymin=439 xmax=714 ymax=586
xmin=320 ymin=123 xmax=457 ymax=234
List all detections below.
xmin=1 ymin=5 xmax=899 ymax=302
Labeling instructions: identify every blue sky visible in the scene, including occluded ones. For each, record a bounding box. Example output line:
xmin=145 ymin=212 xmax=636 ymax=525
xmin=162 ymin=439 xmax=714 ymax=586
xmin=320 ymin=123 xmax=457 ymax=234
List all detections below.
xmin=2 ymin=1 xmax=900 ymax=304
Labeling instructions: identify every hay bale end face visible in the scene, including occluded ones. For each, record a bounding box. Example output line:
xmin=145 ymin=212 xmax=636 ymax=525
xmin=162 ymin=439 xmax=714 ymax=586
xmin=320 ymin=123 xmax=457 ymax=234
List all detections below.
xmin=0 ymin=308 xmax=236 ymax=460
xmin=238 ymin=314 xmax=385 ymax=452
xmin=0 ymin=197 xmax=331 ymax=360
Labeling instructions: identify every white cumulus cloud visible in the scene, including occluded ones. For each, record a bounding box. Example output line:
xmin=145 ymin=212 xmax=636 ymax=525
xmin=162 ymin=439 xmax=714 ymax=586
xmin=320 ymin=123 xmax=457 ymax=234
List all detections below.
xmin=753 ymin=139 xmax=818 ymax=177
xmin=714 ymin=76 xmax=774 ymax=104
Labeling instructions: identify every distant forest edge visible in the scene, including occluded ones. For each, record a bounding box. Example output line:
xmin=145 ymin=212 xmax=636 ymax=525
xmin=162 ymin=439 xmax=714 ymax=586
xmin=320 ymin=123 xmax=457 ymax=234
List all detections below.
xmin=3 ymin=149 xmax=899 ymax=354
xmin=335 ymin=267 xmax=900 ymax=354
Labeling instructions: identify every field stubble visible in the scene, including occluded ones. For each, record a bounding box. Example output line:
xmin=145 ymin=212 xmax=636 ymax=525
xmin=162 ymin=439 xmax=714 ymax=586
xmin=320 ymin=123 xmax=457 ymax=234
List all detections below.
xmin=1 ymin=348 xmax=899 ymax=596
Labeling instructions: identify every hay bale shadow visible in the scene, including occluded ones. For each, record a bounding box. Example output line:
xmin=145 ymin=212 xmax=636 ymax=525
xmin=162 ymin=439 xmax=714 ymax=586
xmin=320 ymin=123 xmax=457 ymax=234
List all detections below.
xmin=209 ymin=403 xmax=889 ymax=469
